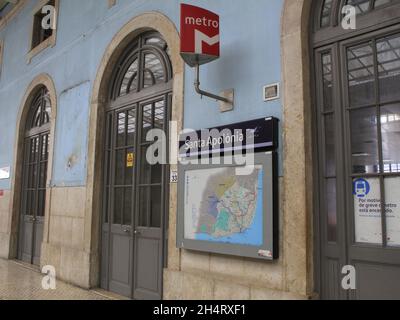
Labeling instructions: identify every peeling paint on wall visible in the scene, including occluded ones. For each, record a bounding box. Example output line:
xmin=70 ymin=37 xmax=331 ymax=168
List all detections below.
xmin=51 ymin=80 xmax=90 ymax=187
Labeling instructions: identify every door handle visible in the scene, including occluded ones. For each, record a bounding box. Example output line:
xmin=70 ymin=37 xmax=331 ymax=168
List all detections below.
xmin=123 ymin=228 xmax=130 ymax=233
xmin=134 ymin=230 xmax=141 ymax=235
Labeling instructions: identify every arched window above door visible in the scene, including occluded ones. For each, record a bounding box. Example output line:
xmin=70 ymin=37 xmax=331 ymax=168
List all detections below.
xmin=101 ymin=29 xmax=173 ymax=299
xmin=110 ymin=32 xmax=173 ymax=101
xmin=317 ymin=0 xmax=400 ymax=31
xmin=345 ymin=0 xmax=399 ymax=15
xmin=27 ymin=87 xmax=51 ymax=134
xmin=18 ymin=83 xmax=53 ymax=266
xmin=320 ymin=0 xmax=334 ymax=28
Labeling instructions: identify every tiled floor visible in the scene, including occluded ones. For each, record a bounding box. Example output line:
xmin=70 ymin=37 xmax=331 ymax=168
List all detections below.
xmin=0 ymin=258 xmax=112 ymax=300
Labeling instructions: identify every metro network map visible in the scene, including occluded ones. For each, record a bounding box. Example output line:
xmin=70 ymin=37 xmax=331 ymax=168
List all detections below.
xmin=184 ymin=166 xmax=264 ymax=246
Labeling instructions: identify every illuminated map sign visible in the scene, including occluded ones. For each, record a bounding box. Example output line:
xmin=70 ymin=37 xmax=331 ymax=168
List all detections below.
xmin=177 ymin=153 xmax=278 ymax=260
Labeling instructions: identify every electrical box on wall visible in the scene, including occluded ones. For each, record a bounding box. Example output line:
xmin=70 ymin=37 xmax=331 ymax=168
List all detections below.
xmin=263 ymin=83 xmax=280 ymax=101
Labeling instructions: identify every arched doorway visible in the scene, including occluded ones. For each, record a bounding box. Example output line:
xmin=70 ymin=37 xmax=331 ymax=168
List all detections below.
xmin=100 ymin=31 xmax=173 ymax=299
xmin=312 ymin=0 xmax=400 ymax=299
xmin=17 ymin=86 xmax=52 ymax=266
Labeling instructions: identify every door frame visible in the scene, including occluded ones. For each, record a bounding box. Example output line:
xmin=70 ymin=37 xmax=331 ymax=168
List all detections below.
xmin=18 ymin=131 xmax=50 ymax=265
xmin=133 ymin=92 xmax=172 ymax=300
xmin=9 ymin=74 xmax=57 ymax=263
xmin=311 ymin=1 xmax=400 ymax=299
xmin=88 ymin=12 xmax=185 ymax=291
xmin=101 ymin=90 xmax=172 ymax=299
xmin=312 ymin=42 xmax=349 ymax=299
xmin=339 ymin=27 xmax=400 ymax=300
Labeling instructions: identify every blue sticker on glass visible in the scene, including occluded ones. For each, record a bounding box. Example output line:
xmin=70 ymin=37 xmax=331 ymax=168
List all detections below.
xmin=353 ymin=178 xmax=370 ymax=198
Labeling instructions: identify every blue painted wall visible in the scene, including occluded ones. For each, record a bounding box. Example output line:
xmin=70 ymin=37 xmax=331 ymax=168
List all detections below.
xmin=0 ymin=0 xmax=284 ymax=190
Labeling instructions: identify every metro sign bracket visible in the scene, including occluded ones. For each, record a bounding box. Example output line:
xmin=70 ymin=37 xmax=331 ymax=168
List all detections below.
xmin=194 ymin=64 xmax=234 ymax=112
xmin=181 ymin=4 xmax=234 ymax=112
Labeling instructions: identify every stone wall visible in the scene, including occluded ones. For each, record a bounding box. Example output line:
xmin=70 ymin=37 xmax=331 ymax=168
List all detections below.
xmin=163 ymin=178 xmax=308 ymax=300
xmin=0 ymin=190 xmax=11 ymax=258
xmin=164 ymin=270 xmax=306 ymax=300
xmin=41 ymin=187 xmax=96 ymax=288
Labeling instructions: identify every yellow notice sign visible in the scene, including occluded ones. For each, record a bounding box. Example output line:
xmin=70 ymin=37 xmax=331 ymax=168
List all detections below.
xmin=127 ymin=153 xmax=134 ymax=168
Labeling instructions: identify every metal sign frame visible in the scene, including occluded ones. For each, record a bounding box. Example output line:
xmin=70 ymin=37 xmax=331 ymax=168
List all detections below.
xmin=179 ymin=117 xmax=280 ymax=158
xmin=176 ymin=152 xmax=279 ymax=260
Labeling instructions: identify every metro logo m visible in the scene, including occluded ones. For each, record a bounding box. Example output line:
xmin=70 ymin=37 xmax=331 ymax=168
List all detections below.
xmin=180 ymin=4 xmax=220 ymax=66
xmin=194 ymin=30 xmax=220 ymax=54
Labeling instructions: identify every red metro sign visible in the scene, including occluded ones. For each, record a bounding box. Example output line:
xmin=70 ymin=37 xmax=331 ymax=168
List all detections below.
xmin=180 ymin=3 xmax=220 ymax=67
